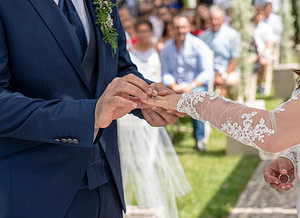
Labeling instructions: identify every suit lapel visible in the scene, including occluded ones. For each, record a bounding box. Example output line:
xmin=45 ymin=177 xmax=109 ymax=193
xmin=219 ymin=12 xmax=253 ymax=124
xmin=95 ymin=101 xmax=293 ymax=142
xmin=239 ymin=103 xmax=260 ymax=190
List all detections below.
xmin=85 ymin=0 xmax=110 ymax=96
xmin=29 ymin=0 xmax=92 ymax=93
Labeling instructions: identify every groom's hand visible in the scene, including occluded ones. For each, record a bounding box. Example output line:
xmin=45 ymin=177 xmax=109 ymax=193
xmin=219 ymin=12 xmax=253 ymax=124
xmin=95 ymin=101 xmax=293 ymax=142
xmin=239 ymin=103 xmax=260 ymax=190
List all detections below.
xmin=94 ymin=74 xmax=149 ymax=128
xmin=141 ymin=82 xmax=185 ymax=127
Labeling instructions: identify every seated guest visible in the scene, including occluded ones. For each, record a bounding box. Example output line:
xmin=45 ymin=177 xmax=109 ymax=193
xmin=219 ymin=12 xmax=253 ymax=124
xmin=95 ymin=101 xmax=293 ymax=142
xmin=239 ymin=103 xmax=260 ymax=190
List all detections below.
xmin=199 ymin=5 xmax=241 ymax=100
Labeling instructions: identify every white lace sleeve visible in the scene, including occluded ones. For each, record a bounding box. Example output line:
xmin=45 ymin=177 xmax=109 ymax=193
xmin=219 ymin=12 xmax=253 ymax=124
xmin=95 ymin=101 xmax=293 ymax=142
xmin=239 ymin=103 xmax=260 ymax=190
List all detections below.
xmin=177 ymin=90 xmax=300 ymax=153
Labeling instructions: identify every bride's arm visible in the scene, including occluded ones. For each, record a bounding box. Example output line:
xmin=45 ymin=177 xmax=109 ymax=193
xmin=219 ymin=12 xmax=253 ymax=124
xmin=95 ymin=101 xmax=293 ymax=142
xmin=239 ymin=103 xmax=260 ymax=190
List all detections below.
xmin=144 ymin=89 xmax=300 ymax=153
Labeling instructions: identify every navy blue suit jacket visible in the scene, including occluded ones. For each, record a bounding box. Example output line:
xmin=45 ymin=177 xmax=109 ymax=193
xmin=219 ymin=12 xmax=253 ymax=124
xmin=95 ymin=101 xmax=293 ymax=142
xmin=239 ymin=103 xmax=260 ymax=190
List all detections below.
xmin=0 ymin=0 xmax=149 ymax=217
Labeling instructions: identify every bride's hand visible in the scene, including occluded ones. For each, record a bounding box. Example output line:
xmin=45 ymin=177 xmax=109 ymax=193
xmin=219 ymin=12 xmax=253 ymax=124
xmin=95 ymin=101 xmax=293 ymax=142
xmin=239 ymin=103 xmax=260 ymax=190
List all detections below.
xmin=141 ymin=94 xmax=182 ymax=111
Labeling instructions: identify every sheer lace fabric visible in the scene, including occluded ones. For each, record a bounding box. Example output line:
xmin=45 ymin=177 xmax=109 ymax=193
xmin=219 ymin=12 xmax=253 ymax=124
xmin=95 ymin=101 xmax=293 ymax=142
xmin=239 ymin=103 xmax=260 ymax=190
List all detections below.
xmin=117 ymin=114 xmax=191 ymax=218
xmin=177 ymin=88 xmax=300 ymax=153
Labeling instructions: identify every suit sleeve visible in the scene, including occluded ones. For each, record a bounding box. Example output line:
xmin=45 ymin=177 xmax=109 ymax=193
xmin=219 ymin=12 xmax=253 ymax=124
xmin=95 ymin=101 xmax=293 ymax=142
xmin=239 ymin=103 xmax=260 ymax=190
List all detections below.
xmin=0 ymin=17 xmax=97 ymax=147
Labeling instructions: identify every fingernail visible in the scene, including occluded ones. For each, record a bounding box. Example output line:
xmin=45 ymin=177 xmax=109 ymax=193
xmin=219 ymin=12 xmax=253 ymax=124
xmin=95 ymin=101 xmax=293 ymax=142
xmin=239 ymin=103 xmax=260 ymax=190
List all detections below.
xmin=281 ymin=169 xmax=287 ymax=173
xmin=287 ymin=185 xmax=292 ymax=188
xmin=275 ymin=181 xmax=279 ymax=185
xmin=147 ymin=88 xmax=152 ymax=95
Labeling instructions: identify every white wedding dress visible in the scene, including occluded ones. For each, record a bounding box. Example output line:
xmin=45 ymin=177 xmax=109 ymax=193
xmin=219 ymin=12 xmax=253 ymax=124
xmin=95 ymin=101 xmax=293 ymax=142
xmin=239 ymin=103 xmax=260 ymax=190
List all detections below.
xmin=175 ymin=87 xmax=300 ymax=217
xmin=118 ymin=47 xmax=191 ymax=218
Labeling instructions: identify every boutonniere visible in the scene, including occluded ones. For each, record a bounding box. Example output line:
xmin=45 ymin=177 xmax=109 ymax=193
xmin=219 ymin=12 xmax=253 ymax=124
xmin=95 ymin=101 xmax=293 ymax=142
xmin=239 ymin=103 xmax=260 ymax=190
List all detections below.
xmin=94 ymin=0 xmax=118 ymax=57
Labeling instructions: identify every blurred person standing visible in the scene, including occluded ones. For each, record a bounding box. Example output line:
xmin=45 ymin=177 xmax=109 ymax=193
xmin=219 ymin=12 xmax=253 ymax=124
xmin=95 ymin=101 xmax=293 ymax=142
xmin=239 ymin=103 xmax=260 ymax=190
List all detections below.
xmin=251 ymin=8 xmax=273 ymax=94
xmin=118 ymin=19 xmax=191 ymax=218
xmin=140 ymin=2 xmax=165 ymax=42
xmin=156 ymin=5 xmax=173 ymax=52
xmin=161 ymin=15 xmax=214 ymax=151
xmin=118 ymin=6 xmax=138 ymax=48
xmin=199 ymin=5 xmax=241 ymax=100
xmin=193 ymin=3 xmax=211 ymax=36
xmin=129 ymin=19 xmax=161 ymax=80
xmin=252 ymin=0 xmax=280 ymax=14
xmin=263 ymin=2 xmax=282 ymax=65
xmin=118 ymin=0 xmax=140 ymax=17
xmin=263 ymin=2 xmax=282 ymax=43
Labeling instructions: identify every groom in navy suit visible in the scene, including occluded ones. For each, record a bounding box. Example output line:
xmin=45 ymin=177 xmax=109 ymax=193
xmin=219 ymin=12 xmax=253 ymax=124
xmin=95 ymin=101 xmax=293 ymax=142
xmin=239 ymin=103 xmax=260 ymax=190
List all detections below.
xmin=0 ymin=0 xmax=180 ymax=217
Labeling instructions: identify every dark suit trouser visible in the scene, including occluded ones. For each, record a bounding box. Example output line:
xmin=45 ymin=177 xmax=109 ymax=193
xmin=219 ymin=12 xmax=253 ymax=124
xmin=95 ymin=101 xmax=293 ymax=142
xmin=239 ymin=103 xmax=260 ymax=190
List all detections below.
xmin=64 ymin=179 xmax=123 ymax=218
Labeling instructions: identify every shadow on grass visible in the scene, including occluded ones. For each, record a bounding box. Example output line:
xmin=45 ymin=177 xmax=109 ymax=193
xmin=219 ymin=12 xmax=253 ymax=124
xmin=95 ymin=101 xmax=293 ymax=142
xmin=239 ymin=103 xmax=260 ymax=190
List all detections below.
xmin=197 ymin=155 xmax=261 ymax=218
xmin=175 ymin=148 xmax=226 ymax=157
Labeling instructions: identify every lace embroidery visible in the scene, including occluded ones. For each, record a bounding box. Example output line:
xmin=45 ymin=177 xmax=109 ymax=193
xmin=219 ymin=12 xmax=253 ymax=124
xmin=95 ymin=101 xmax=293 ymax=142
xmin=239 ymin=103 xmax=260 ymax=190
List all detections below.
xmin=177 ymin=91 xmax=276 ymax=150
xmin=177 ymin=91 xmax=218 ymax=120
xmin=221 ymin=112 xmax=275 ymax=149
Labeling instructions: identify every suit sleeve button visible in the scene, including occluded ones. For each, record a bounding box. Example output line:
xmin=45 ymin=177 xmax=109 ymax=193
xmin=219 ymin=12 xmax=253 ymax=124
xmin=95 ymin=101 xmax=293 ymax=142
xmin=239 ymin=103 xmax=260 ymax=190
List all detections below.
xmin=54 ymin=139 xmax=61 ymax=143
xmin=67 ymin=138 xmax=73 ymax=143
xmin=72 ymin=139 xmax=79 ymax=144
xmin=61 ymin=138 xmax=67 ymax=143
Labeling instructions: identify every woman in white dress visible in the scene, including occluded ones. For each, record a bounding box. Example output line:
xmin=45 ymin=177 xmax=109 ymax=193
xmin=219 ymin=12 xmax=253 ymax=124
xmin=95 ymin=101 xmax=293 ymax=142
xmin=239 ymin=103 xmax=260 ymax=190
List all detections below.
xmin=142 ymin=68 xmax=300 ymax=217
xmin=118 ymin=19 xmax=191 ymax=218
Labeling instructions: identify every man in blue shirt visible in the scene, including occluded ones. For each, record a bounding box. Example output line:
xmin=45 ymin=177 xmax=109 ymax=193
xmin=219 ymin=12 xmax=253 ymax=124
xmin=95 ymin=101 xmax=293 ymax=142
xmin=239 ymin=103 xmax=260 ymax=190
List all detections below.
xmin=161 ymin=14 xmax=214 ymax=151
xmin=199 ymin=5 xmax=241 ymax=100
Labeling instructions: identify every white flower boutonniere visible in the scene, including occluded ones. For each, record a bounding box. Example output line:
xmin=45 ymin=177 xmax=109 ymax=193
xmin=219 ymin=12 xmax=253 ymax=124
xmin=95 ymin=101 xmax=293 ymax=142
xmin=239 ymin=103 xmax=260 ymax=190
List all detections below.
xmin=94 ymin=0 xmax=118 ymax=57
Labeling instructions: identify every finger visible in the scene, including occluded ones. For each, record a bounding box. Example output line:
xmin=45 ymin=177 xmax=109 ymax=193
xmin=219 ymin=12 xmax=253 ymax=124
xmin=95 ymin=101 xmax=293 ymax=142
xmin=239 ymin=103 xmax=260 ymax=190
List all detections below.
xmin=277 ymin=157 xmax=291 ymax=174
xmin=112 ymin=78 xmax=148 ymax=100
xmin=265 ymin=174 xmax=281 ymax=185
xmin=269 ymin=183 xmax=282 ymax=190
xmin=152 ymin=107 xmax=178 ymax=124
xmin=269 ymin=183 xmax=291 ymax=192
xmin=123 ymin=74 xmax=149 ymax=91
xmin=277 ymin=183 xmax=292 ymax=192
xmin=96 ymin=96 xmax=138 ymax=128
xmin=263 ymin=169 xmax=280 ymax=184
xmin=130 ymin=98 xmax=153 ymax=109
xmin=166 ymin=109 xmax=186 ymax=117
xmin=142 ymin=109 xmax=168 ymax=127
xmin=147 ymin=87 xmax=158 ymax=96
xmin=150 ymin=83 xmax=173 ymax=96
xmin=119 ymin=74 xmax=150 ymax=99
xmin=141 ymin=96 xmax=167 ymax=108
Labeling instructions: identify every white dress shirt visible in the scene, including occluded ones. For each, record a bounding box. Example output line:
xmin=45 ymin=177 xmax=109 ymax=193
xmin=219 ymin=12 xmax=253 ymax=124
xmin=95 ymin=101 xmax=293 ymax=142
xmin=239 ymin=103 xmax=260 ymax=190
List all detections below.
xmin=54 ymin=0 xmax=90 ymax=43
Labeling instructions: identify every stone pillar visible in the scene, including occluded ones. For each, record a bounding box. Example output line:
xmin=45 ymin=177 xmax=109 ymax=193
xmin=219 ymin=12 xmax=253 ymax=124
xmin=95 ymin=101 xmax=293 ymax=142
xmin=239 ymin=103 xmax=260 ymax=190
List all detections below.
xmin=296 ymin=44 xmax=300 ymax=64
xmin=273 ymin=63 xmax=299 ymax=99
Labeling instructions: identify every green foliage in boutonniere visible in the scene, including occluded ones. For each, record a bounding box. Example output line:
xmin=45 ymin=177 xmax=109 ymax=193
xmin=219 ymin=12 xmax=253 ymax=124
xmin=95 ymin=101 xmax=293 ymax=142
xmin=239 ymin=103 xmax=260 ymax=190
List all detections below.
xmin=94 ymin=0 xmax=118 ymax=57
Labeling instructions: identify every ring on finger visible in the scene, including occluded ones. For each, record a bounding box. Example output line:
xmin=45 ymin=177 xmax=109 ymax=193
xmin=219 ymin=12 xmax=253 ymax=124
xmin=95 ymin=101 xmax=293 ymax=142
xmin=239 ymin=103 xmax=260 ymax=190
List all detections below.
xmin=279 ymin=174 xmax=290 ymax=184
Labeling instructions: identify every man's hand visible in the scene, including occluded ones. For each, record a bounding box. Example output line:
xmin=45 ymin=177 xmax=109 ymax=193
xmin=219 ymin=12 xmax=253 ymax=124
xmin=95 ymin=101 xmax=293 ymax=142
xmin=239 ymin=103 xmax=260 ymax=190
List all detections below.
xmin=142 ymin=82 xmax=185 ymax=127
xmin=95 ymin=74 xmax=150 ymax=128
xmin=263 ymin=157 xmax=295 ymax=192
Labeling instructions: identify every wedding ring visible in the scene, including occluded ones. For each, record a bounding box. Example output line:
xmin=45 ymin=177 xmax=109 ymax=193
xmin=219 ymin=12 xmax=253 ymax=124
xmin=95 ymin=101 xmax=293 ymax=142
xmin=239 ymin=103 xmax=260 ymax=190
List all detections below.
xmin=279 ymin=174 xmax=290 ymax=184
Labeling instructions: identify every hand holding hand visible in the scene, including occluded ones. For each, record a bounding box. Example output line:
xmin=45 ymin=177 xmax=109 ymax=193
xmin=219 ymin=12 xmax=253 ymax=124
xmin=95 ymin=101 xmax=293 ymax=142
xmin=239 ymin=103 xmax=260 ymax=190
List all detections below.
xmin=94 ymin=74 xmax=151 ymax=128
xmin=141 ymin=83 xmax=185 ymax=127
xmin=263 ymin=157 xmax=295 ymax=192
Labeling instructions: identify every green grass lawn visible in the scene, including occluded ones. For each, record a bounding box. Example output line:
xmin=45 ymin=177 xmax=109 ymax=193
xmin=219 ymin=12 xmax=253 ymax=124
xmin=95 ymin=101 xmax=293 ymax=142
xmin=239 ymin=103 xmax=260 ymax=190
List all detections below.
xmin=171 ymin=94 xmax=285 ymax=218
